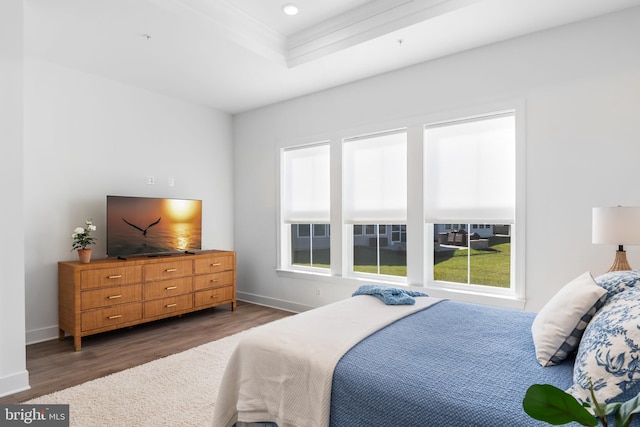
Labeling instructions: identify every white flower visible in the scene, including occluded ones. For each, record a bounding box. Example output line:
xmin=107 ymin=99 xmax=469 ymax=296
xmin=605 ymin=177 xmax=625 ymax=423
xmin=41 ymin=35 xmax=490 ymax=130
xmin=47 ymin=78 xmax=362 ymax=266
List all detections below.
xmin=72 ymin=219 xmax=97 ymax=250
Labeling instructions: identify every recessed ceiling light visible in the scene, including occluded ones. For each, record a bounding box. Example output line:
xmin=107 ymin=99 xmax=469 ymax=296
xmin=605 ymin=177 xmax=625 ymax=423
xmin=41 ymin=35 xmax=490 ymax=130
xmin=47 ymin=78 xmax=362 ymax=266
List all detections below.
xmin=282 ymin=3 xmax=299 ymax=16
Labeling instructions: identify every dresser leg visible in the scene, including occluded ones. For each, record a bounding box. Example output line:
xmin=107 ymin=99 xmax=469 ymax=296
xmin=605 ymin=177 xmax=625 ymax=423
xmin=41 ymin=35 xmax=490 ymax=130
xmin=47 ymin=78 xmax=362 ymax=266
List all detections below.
xmin=74 ymin=336 xmax=82 ymax=352
xmin=58 ymin=328 xmax=65 ymax=341
xmin=231 ymin=301 xmax=236 ymax=311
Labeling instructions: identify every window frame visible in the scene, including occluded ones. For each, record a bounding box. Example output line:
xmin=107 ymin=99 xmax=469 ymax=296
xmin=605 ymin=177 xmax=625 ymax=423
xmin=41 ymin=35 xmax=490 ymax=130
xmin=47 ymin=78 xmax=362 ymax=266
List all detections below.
xmin=347 ymin=222 xmax=408 ymax=282
xmin=423 ymin=107 xmax=524 ymax=301
xmin=342 ymin=128 xmax=408 ymax=282
xmin=279 ymin=141 xmax=332 ymax=275
xmin=277 ymin=101 xmax=526 ymax=308
xmin=285 ymin=222 xmax=332 ymax=273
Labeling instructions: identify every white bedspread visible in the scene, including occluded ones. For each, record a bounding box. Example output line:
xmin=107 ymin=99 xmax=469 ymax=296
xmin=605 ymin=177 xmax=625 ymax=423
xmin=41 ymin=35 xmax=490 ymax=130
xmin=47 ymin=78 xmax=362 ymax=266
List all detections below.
xmin=212 ymin=295 xmax=442 ymax=427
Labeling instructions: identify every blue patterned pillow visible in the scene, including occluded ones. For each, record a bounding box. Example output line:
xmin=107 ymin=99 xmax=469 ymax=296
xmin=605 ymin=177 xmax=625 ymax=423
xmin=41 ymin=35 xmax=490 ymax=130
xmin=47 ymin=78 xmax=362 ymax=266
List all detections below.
xmin=568 ymin=287 xmax=640 ymax=403
xmin=595 ymin=270 xmax=640 ymax=302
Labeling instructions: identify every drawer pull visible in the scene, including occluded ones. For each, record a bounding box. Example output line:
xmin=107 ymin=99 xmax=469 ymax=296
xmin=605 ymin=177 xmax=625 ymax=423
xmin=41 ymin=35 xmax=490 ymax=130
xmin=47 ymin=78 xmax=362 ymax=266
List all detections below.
xmin=108 ymin=275 xmax=123 ymax=279
xmin=210 ymin=294 xmax=220 ymax=299
xmin=210 ymin=279 xmax=220 ymax=283
xmin=210 ymin=263 xmax=222 ymax=267
xmin=165 ymin=268 xmax=177 ymax=272
xmin=108 ymin=294 xmax=122 ymax=299
xmin=166 ymin=303 xmax=177 ymax=308
xmin=165 ymin=286 xmax=178 ymax=290
xmin=108 ymin=315 xmax=123 ymax=320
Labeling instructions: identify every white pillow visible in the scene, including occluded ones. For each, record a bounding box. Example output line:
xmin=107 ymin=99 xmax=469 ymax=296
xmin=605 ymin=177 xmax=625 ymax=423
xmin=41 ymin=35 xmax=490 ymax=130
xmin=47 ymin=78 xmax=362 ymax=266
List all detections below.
xmin=531 ymin=272 xmax=606 ymax=367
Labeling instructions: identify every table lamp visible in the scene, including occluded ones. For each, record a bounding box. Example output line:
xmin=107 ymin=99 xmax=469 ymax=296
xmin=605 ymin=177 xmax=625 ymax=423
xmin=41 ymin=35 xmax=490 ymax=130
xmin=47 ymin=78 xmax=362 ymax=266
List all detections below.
xmin=592 ymin=206 xmax=640 ymax=272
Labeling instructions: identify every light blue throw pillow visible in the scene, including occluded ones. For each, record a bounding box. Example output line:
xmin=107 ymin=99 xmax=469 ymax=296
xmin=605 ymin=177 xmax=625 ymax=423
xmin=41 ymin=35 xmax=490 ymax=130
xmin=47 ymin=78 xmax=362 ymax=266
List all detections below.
xmin=568 ymin=286 xmax=640 ymax=403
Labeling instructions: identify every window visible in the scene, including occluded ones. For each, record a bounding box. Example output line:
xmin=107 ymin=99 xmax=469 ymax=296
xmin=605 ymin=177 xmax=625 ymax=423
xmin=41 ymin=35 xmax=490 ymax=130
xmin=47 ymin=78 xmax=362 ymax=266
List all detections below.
xmin=282 ymin=143 xmax=330 ymax=270
xmin=433 ymin=223 xmax=511 ymax=287
xmin=278 ymin=106 xmax=523 ymax=305
xmin=290 ymin=224 xmax=330 ymax=268
xmin=344 ymin=130 xmax=407 ymax=279
xmin=297 ymin=224 xmax=310 ymax=237
xmin=391 ymin=225 xmax=406 ymax=243
xmin=313 ymin=224 xmax=328 ymax=238
xmin=352 ymin=223 xmax=406 ymax=277
xmin=425 ymin=112 xmax=516 ymax=291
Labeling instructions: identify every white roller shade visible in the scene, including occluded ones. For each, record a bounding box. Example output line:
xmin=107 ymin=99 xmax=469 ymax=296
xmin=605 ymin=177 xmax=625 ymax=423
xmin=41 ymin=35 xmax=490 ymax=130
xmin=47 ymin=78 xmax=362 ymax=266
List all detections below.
xmin=424 ymin=114 xmax=515 ymax=224
xmin=343 ymin=131 xmax=407 ymax=224
xmin=282 ymin=143 xmax=330 ymax=223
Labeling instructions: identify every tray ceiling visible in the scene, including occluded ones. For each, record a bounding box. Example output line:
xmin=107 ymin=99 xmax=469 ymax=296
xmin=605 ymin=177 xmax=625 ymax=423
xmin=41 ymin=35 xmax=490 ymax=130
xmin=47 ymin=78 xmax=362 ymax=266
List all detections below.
xmin=24 ymin=0 xmax=640 ymax=113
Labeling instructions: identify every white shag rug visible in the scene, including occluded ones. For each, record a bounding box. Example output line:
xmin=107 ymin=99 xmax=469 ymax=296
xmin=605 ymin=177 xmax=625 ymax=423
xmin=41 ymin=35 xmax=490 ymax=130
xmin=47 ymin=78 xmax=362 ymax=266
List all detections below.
xmin=27 ymin=332 xmax=245 ymax=427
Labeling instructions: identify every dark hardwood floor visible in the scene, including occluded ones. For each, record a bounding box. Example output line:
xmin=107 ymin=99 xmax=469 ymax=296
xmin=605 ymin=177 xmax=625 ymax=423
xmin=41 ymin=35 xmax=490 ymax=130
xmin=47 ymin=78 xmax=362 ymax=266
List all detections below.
xmin=0 ymin=301 xmax=293 ymax=404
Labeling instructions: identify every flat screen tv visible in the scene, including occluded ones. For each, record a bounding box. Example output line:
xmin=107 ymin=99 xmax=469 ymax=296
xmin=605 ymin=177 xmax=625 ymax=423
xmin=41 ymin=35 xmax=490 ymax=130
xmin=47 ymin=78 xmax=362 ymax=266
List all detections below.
xmin=106 ymin=195 xmax=202 ymax=258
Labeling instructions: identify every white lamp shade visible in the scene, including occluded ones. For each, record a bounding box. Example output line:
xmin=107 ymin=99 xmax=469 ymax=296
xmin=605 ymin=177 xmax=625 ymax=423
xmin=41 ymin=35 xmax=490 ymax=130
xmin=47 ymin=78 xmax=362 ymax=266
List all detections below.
xmin=592 ymin=206 xmax=640 ymax=245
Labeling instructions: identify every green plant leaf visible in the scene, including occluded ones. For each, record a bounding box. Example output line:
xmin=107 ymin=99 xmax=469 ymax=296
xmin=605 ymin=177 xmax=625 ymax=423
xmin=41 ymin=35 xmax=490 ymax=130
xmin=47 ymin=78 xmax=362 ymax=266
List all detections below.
xmin=523 ymin=384 xmax=598 ymax=426
xmin=589 ymin=379 xmax=606 ymax=420
xmin=615 ymin=392 xmax=640 ymax=427
xmin=601 ymin=402 xmax=622 ymax=417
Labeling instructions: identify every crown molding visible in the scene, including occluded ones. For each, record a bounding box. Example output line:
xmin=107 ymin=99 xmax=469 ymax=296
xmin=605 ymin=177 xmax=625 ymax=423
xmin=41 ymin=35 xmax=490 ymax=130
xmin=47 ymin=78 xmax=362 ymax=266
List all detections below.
xmin=156 ymin=0 xmax=288 ymax=65
xmin=285 ymin=0 xmax=480 ymax=67
xmin=160 ymin=0 xmax=480 ymax=68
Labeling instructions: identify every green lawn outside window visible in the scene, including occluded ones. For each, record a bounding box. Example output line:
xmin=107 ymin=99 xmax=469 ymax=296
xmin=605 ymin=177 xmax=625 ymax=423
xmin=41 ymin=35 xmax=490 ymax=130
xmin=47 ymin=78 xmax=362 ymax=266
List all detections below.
xmin=293 ymin=236 xmax=510 ymax=287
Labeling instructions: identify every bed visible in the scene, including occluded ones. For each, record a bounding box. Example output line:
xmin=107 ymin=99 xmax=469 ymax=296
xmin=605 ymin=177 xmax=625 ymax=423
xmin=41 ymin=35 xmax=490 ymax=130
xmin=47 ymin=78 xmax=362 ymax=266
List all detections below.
xmin=213 ymin=272 xmax=640 ymax=427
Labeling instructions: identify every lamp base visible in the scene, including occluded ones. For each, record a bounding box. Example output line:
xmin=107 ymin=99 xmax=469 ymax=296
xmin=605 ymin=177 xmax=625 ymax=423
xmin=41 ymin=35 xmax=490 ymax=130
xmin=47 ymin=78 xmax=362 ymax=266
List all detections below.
xmin=607 ymin=250 xmax=633 ymax=272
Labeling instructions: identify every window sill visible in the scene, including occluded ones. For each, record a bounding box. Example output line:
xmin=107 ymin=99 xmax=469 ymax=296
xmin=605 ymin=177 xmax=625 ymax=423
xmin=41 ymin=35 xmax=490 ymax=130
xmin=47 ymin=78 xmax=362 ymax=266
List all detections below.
xmin=276 ymin=268 xmax=406 ymax=287
xmin=424 ymin=284 xmax=526 ymax=310
xmin=276 ymin=269 xmax=525 ymax=310
xmin=276 ymin=268 xmax=332 ymax=280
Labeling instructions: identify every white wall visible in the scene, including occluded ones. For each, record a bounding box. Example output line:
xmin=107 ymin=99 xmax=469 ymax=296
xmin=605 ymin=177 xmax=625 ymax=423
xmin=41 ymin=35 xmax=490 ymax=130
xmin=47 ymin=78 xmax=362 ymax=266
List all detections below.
xmin=22 ymin=59 xmax=234 ymax=344
xmin=0 ymin=0 xmax=29 ymax=398
xmin=233 ymin=8 xmax=640 ymax=313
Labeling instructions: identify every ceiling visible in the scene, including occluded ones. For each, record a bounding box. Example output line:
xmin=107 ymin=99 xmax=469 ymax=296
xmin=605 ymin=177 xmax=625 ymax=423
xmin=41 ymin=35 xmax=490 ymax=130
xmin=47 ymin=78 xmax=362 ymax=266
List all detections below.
xmin=24 ymin=0 xmax=640 ymax=114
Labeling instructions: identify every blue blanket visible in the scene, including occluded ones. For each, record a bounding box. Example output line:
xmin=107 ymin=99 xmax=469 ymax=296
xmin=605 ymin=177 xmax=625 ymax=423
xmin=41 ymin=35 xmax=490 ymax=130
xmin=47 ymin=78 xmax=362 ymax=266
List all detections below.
xmin=352 ymin=284 xmax=428 ymax=305
xmin=329 ymin=300 xmax=581 ymax=426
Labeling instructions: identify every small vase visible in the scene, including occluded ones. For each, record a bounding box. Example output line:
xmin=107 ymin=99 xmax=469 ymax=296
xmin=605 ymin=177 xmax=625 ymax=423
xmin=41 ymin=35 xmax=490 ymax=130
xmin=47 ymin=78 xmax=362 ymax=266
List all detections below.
xmin=78 ymin=248 xmax=92 ymax=264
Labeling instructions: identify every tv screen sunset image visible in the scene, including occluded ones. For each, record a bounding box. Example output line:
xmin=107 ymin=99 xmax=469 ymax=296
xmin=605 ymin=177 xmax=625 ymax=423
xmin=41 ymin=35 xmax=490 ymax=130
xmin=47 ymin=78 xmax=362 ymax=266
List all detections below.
xmin=106 ymin=196 xmax=202 ymax=257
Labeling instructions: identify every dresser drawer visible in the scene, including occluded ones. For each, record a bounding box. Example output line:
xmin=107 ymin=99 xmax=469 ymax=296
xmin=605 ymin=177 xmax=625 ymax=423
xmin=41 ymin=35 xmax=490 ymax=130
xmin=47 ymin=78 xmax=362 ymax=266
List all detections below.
xmin=144 ymin=294 xmax=193 ymax=318
xmin=81 ymin=303 xmax=143 ymax=332
xmin=145 ymin=277 xmax=192 ymax=299
xmin=194 ymin=286 xmax=234 ymax=308
xmin=144 ymin=260 xmax=192 ymax=281
xmin=193 ymin=271 xmax=234 ymax=291
xmin=80 ymin=266 xmax=143 ymax=290
xmin=194 ymin=255 xmax=234 ymax=274
xmin=81 ymin=284 xmax=143 ymax=311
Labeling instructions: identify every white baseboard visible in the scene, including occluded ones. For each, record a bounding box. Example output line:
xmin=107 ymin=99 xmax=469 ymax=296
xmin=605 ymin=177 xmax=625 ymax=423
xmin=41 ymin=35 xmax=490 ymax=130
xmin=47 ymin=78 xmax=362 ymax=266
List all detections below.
xmin=236 ymin=292 xmax=312 ymax=313
xmin=26 ymin=325 xmax=59 ymax=345
xmin=0 ymin=370 xmax=30 ymax=398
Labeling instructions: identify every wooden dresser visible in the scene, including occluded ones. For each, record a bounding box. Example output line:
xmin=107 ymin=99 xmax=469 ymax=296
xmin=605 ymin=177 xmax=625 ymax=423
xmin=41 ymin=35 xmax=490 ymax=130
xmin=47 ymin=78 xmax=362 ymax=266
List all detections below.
xmin=58 ymin=250 xmax=236 ymax=351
